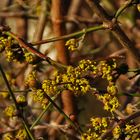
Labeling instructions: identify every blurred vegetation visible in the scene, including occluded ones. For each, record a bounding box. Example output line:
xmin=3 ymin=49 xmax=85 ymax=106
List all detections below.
xmin=0 ymin=0 xmax=140 ymax=140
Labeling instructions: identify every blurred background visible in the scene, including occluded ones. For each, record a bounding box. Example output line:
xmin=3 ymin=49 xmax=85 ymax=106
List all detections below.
xmin=0 ymin=0 xmax=140 ymax=139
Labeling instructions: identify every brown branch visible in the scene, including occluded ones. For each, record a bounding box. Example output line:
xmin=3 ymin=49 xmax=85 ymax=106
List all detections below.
xmin=109 ymin=48 xmax=126 ymax=57
xmin=86 ymin=0 xmax=111 ymax=21
xmin=33 ymin=0 xmax=47 ymax=50
xmin=64 ymin=15 xmax=102 ymax=25
xmin=50 ymin=0 xmax=77 ymax=138
xmin=0 ymin=11 xmax=102 ymax=24
xmin=0 ymin=11 xmax=37 ymax=19
xmin=51 ymin=0 xmax=69 ymax=64
xmin=51 ymin=0 xmax=76 ymax=116
xmin=6 ymin=31 xmax=67 ymax=70
xmin=34 ymin=124 xmax=80 ymax=140
xmin=14 ymin=5 xmax=28 ymax=89
xmin=15 ymin=6 xmax=28 ymax=40
xmin=0 ymin=0 xmax=13 ymax=25
xmin=66 ymin=0 xmax=82 ymax=33
xmin=31 ymin=24 xmax=105 ymax=46
xmin=86 ymin=0 xmax=140 ymax=65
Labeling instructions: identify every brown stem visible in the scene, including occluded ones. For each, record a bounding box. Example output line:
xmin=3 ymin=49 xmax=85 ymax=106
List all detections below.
xmin=64 ymin=15 xmax=102 ymax=25
xmin=51 ymin=0 xmax=69 ymax=64
xmin=0 ymin=0 xmax=13 ymax=25
xmin=112 ymin=25 xmax=140 ymax=65
xmin=16 ymin=6 xmax=28 ymax=40
xmin=86 ymin=0 xmax=111 ymax=21
xmin=15 ymin=5 xmax=28 ymax=89
xmin=6 ymin=31 xmax=67 ymax=69
xmin=33 ymin=0 xmax=47 ymax=50
xmin=86 ymin=0 xmax=140 ymax=65
xmin=50 ymin=0 xmax=77 ymax=138
xmin=66 ymin=0 xmax=82 ymax=33
xmin=0 ymin=11 xmax=37 ymax=19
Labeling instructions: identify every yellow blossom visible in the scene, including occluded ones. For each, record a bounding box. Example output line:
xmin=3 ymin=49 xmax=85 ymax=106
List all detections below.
xmin=112 ymin=125 xmax=121 ymax=139
xmin=16 ymin=129 xmax=27 ymax=140
xmin=4 ymin=105 xmax=16 ymax=117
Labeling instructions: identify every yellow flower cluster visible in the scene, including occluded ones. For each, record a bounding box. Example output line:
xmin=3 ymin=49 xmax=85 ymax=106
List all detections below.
xmin=82 ymin=117 xmax=109 ymax=140
xmin=25 ymin=71 xmax=49 ymax=108
xmin=5 ymin=48 xmax=15 ymax=61
xmin=98 ymin=59 xmax=116 ymax=80
xmin=32 ymin=89 xmax=48 ymax=109
xmin=28 ymin=59 xmax=119 ymax=112
xmin=0 ymin=36 xmax=9 ymax=52
xmin=65 ymin=38 xmax=79 ymax=51
xmin=4 ymin=105 xmax=16 ymax=117
xmin=112 ymin=125 xmax=121 ymax=139
xmin=42 ymin=63 xmax=95 ymax=95
xmin=61 ymin=60 xmax=98 ymax=94
xmin=78 ymin=59 xmax=97 ymax=72
xmin=42 ymin=80 xmax=57 ymax=95
xmin=24 ymin=51 xmax=34 ymax=63
xmin=0 ymin=34 xmax=24 ymax=62
xmin=98 ymin=93 xmax=120 ymax=112
xmin=5 ymin=72 xmax=16 ymax=86
xmin=2 ymin=133 xmax=14 ymax=140
xmin=78 ymin=59 xmax=119 ymax=111
xmin=59 ymin=73 xmax=91 ymax=94
xmin=125 ymin=124 xmax=139 ymax=138
xmin=82 ymin=118 xmax=140 ymax=140
xmin=16 ymin=95 xmax=27 ymax=107
xmin=15 ymin=129 xmax=27 ymax=140
xmin=41 ymin=59 xmax=119 ymax=108
xmin=2 ymin=129 xmax=27 ymax=140
xmin=91 ymin=117 xmax=108 ymax=129
xmin=16 ymin=95 xmax=26 ymax=103
xmin=0 ymin=35 xmax=16 ymax=61
xmin=0 ymin=34 xmax=37 ymax=64
xmin=82 ymin=129 xmax=101 ymax=140
xmin=25 ymin=71 xmax=38 ymax=89
xmin=107 ymin=83 xmax=117 ymax=95
xmin=63 ymin=66 xmax=92 ymax=94
xmin=5 ymin=43 xmax=25 ymax=62
xmin=0 ymin=91 xmax=9 ymax=98
xmin=112 ymin=123 xmax=139 ymax=139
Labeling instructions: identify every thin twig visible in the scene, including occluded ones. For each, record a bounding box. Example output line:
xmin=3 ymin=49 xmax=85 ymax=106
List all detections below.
xmin=109 ymin=48 xmax=126 ymax=57
xmin=86 ymin=0 xmax=140 ymax=65
xmin=51 ymin=1 xmax=77 ymax=137
xmin=100 ymin=110 xmax=140 ymax=139
xmin=5 ymin=31 xmax=67 ymax=70
xmin=33 ymin=0 xmax=48 ymax=50
xmin=0 ymin=11 xmax=37 ymax=19
xmin=30 ymin=94 xmax=57 ymax=129
xmin=115 ymin=0 xmax=136 ymax=19
xmin=114 ymin=109 xmax=125 ymax=119
xmin=43 ymin=90 xmax=83 ymax=134
xmin=33 ymin=124 xmax=81 ymax=140
xmin=2 ymin=24 xmax=105 ymax=69
xmin=0 ymin=64 xmax=35 ymax=140
xmin=0 ymin=89 xmax=31 ymax=93
xmin=31 ymin=24 xmax=105 ymax=46
xmin=125 ymin=123 xmax=140 ymax=134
